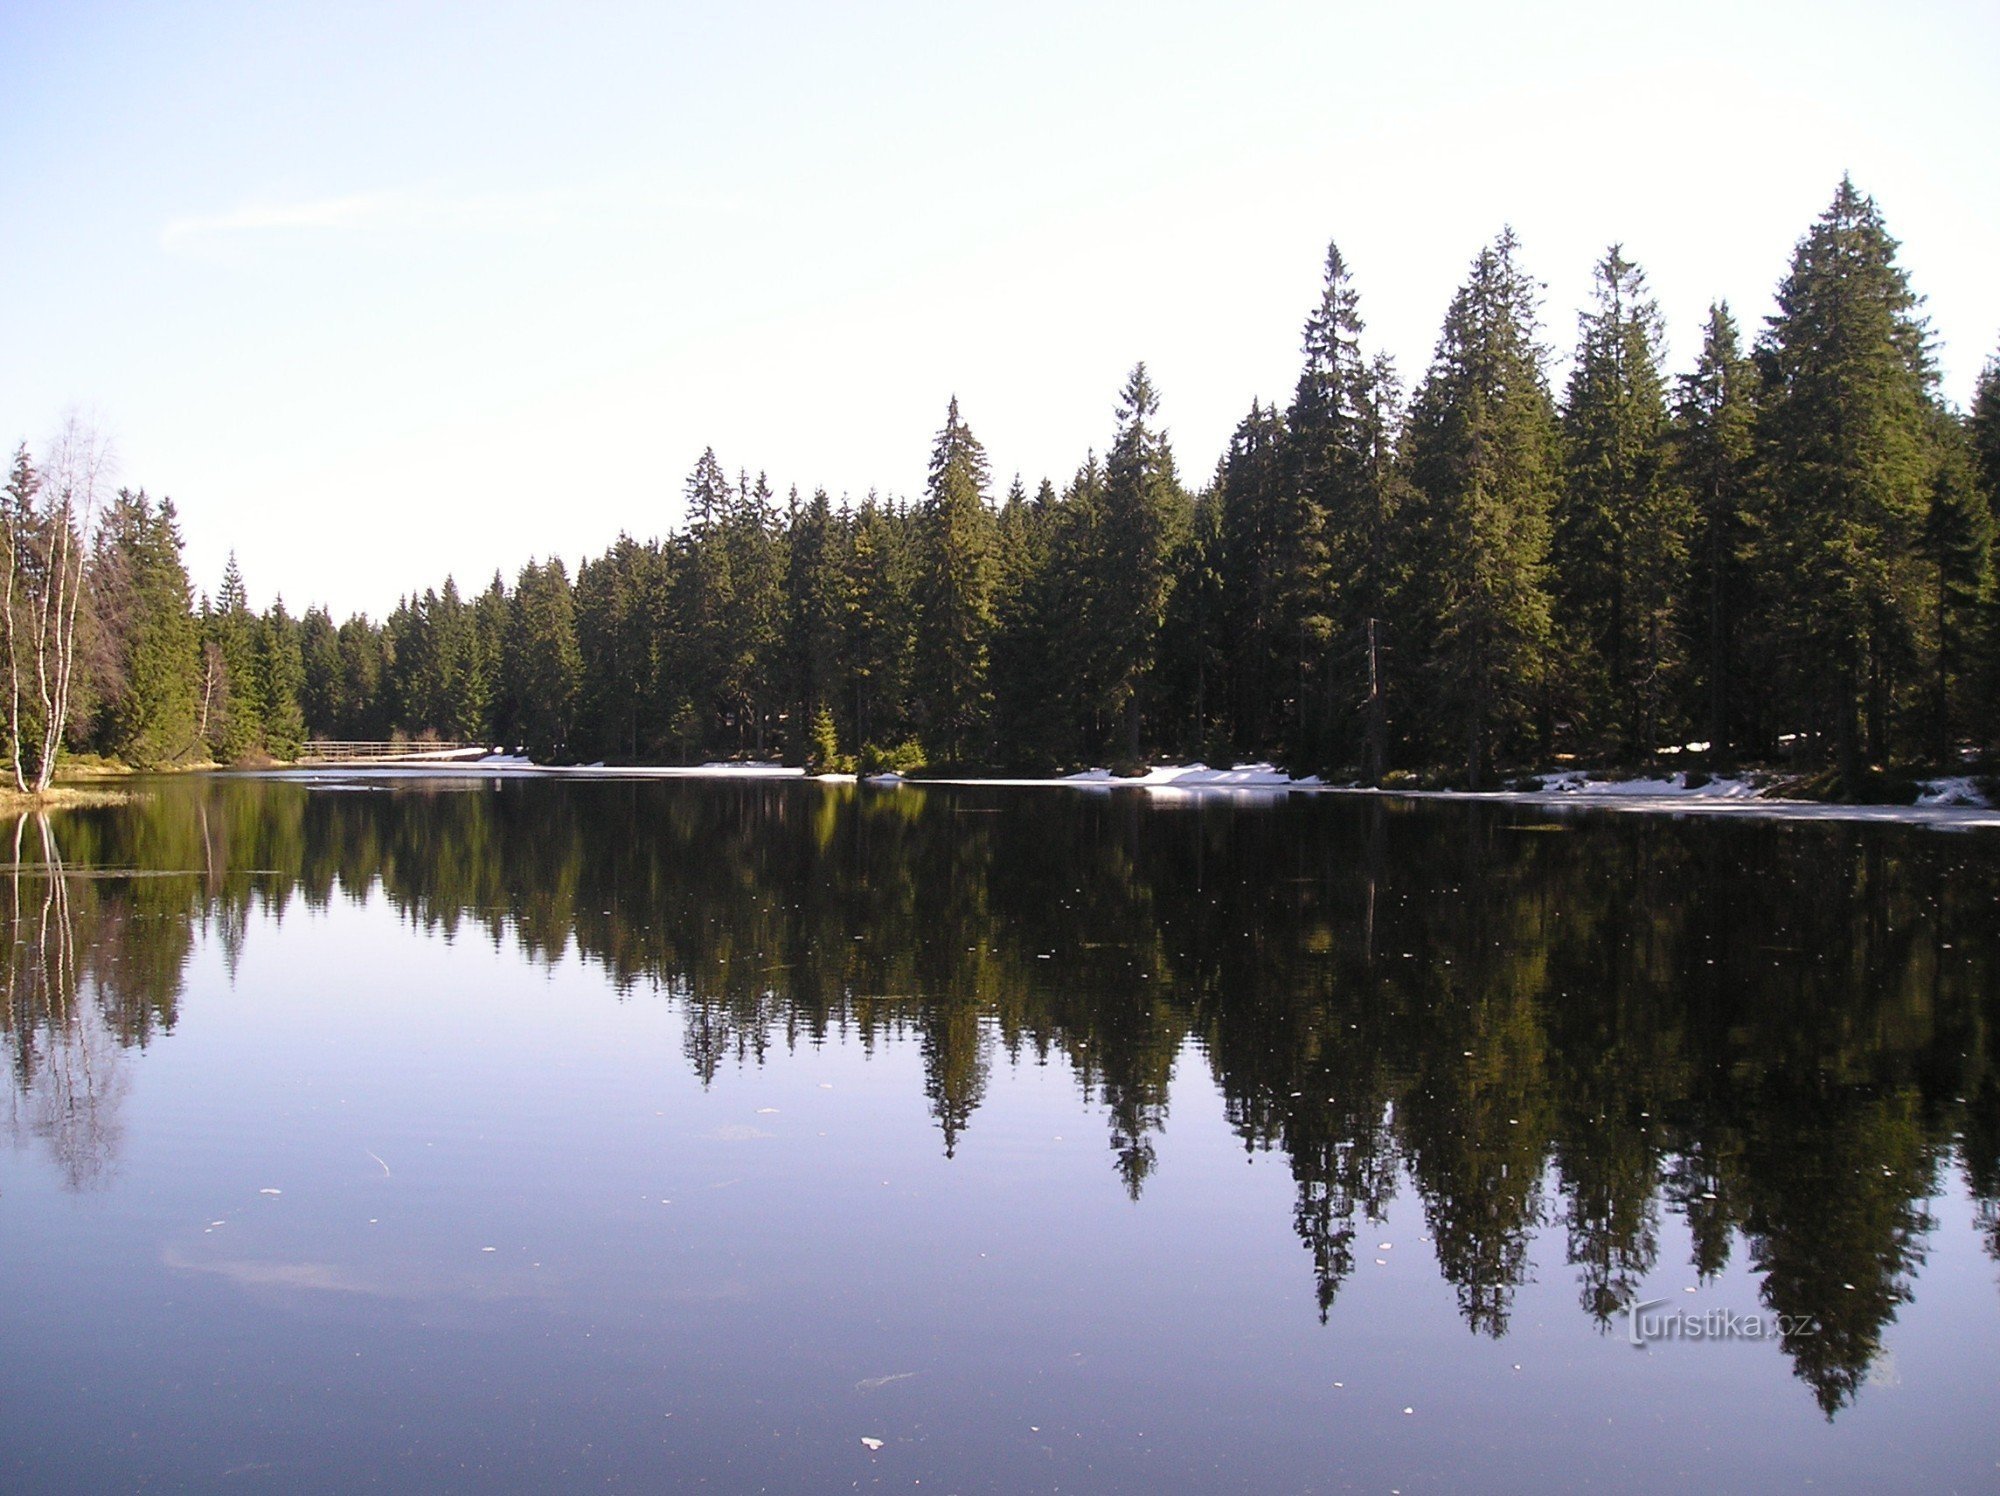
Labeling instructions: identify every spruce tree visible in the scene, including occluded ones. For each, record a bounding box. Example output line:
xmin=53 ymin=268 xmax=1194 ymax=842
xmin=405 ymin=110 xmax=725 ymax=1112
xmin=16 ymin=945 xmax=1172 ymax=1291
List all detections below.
xmin=726 ymin=471 xmax=786 ymax=754
xmin=1673 ymin=302 xmax=1759 ymax=759
xmin=1091 ymin=364 xmax=1186 ymax=761
xmin=669 ymin=450 xmax=737 ymax=757
xmin=913 ymin=397 xmax=997 ymax=764
xmin=1554 ymin=246 xmax=1686 ymax=760
xmin=844 ymin=493 xmax=915 ymax=756
xmin=259 ymin=598 xmax=307 ymax=759
xmin=296 ymin=606 xmax=349 ymax=741
xmin=207 ymin=554 xmax=266 ymax=761
xmin=783 ymin=488 xmax=846 ymax=766
xmin=1919 ymin=406 xmax=1992 ymax=758
xmin=502 ymin=559 xmax=581 ymax=762
xmin=1401 ymin=230 xmax=1560 ymax=786
xmin=990 ymin=475 xmax=1060 ymax=768
xmin=1284 ymin=243 xmax=1407 ymax=776
xmin=1216 ymin=401 xmax=1290 ymax=755
xmin=93 ymin=490 xmax=200 ymax=765
xmin=1753 ymin=177 xmax=1937 ymax=781
xmin=1972 ymin=345 xmax=2000 ymax=516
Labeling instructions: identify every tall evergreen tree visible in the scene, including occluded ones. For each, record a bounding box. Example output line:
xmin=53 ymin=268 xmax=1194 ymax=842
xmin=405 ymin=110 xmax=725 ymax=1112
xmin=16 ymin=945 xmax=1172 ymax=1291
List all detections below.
xmin=1753 ymin=177 xmax=1937 ymax=781
xmin=1090 ymin=364 xmax=1186 ymax=760
xmin=258 ymin=598 xmax=307 ymax=758
xmin=1216 ymin=400 xmax=1291 ymax=755
xmin=783 ymin=488 xmax=847 ymax=765
xmin=1674 ymin=302 xmax=1759 ymax=758
xmin=991 ymin=475 xmax=1063 ymax=768
xmin=502 ymin=559 xmax=581 ymax=761
xmin=1285 ymin=244 xmax=1407 ymax=776
xmin=206 ymin=554 xmax=266 ymax=761
xmin=668 ymin=450 xmax=737 ymax=757
xmin=1971 ymin=344 xmax=2000 ymax=516
xmin=1401 ymin=230 xmax=1560 ymax=786
xmin=574 ymin=535 xmax=663 ymax=759
xmin=1554 ymin=246 xmax=1686 ymax=759
xmin=845 ymin=493 xmax=916 ymax=756
xmin=90 ymin=490 xmax=200 ymax=766
xmin=1918 ymin=406 xmax=1992 ymax=758
xmin=913 ymin=397 xmax=997 ymax=764
xmin=297 ymin=605 xmax=343 ymax=740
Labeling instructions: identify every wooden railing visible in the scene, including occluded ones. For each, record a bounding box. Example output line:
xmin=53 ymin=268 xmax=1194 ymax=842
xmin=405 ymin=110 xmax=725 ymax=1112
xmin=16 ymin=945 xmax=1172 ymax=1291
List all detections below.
xmin=295 ymin=741 xmax=494 ymax=765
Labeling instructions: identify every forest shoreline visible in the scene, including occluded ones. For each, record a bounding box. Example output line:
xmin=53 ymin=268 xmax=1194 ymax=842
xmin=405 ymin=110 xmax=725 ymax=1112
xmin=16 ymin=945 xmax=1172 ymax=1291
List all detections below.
xmin=215 ymin=757 xmax=2000 ymax=829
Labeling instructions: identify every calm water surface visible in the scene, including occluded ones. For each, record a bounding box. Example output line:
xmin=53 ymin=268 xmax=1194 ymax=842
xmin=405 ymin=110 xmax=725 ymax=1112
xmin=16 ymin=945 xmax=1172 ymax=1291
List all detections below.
xmin=3 ymin=775 xmax=1998 ymax=1493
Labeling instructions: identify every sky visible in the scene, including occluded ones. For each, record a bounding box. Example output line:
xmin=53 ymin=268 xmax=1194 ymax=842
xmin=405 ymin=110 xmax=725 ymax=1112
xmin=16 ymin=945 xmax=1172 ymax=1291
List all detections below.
xmin=3 ymin=1 xmax=1997 ymax=619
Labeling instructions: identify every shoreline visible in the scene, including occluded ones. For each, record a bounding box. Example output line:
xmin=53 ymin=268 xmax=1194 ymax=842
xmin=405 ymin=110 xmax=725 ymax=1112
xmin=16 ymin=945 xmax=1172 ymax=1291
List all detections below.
xmin=203 ymin=757 xmax=2000 ymax=831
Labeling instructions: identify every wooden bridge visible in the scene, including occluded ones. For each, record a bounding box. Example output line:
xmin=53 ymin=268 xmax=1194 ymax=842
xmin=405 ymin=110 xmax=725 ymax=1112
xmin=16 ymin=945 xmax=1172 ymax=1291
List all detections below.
xmin=294 ymin=740 xmax=496 ymax=766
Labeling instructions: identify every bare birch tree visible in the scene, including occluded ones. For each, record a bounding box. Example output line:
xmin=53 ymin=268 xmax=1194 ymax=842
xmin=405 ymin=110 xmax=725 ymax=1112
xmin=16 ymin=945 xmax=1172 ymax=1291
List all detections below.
xmin=3 ymin=415 xmax=112 ymax=793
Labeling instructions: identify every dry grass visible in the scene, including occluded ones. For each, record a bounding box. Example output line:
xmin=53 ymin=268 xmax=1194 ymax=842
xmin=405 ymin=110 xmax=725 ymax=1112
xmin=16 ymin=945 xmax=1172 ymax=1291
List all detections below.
xmin=0 ymin=784 xmax=133 ymax=817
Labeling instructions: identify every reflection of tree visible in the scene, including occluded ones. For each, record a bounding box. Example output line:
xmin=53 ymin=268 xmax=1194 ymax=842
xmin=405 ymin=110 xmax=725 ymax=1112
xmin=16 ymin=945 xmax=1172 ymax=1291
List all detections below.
xmin=2 ymin=815 xmax=128 ymax=1188
xmin=8 ymin=777 xmax=2000 ymax=1416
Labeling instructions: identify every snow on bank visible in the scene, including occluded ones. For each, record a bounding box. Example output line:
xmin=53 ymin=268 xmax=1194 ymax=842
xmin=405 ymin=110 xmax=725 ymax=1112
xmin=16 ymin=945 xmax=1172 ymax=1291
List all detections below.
xmin=259 ymin=756 xmax=1999 ymax=828
xmin=1530 ymin=770 xmax=1763 ymax=799
xmin=1917 ymin=776 xmax=1992 ymax=808
xmin=1064 ymin=763 xmax=1319 ymax=790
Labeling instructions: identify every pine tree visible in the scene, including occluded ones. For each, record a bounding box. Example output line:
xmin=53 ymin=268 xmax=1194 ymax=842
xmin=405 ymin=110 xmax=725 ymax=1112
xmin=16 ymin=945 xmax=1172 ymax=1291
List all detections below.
xmin=575 ymin=536 xmax=662 ymax=759
xmin=668 ymin=450 xmax=737 ymax=757
xmin=1972 ymin=345 xmax=2000 ymax=516
xmin=336 ymin=614 xmax=391 ymax=739
xmin=1753 ymin=177 xmax=1937 ymax=781
xmin=297 ymin=605 xmax=342 ymax=739
xmin=913 ymin=397 xmax=997 ymax=764
xmin=1919 ymin=406 xmax=1992 ymax=758
xmin=1284 ymin=243 xmax=1407 ymax=776
xmin=502 ymin=558 xmax=581 ymax=761
xmin=845 ymin=493 xmax=917 ymax=757
xmin=1401 ymin=230 xmax=1560 ymax=786
xmin=784 ymin=488 xmax=847 ymax=766
xmin=1090 ymin=364 xmax=1186 ymax=761
xmin=259 ymin=598 xmax=307 ymax=759
xmin=92 ymin=490 xmax=200 ymax=765
xmin=207 ymin=553 xmax=266 ymax=761
xmin=1673 ymin=302 xmax=1759 ymax=759
xmin=990 ymin=475 xmax=1061 ymax=767
xmin=1554 ymin=246 xmax=1687 ymax=760
xmin=725 ymin=471 xmax=786 ymax=754
xmin=1216 ymin=401 xmax=1290 ymax=755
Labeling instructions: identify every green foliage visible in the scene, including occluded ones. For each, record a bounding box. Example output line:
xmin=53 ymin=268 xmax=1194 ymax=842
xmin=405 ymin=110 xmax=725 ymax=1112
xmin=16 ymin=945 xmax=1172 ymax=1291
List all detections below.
xmin=857 ymin=738 xmax=926 ymax=775
xmin=804 ymin=703 xmax=850 ymax=774
xmin=1086 ymin=364 xmax=1187 ymax=759
xmin=92 ymin=490 xmax=200 ymax=766
xmin=50 ymin=176 xmax=1999 ymax=786
xmin=502 ymin=559 xmax=581 ymax=762
xmin=1673 ymin=302 xmax=1759 ymax=757
xmin=258 ymin=598 xmax=307 ymax=759
xmin=1554 ymin=247 xmax=1687 ymax=760
xmin=913 ymin=397 xmax=996 ymax=764
xmin=1753 ymin=177 xmax=1938 ymax=778
xmin=1401 ymin=230 xmax=1560 ymax=787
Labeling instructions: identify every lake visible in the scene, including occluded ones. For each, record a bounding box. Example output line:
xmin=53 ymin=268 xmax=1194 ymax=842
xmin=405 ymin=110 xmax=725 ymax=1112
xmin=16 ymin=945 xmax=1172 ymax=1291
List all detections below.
xmin=3 ymin=773 xmax=1997 ymax=1492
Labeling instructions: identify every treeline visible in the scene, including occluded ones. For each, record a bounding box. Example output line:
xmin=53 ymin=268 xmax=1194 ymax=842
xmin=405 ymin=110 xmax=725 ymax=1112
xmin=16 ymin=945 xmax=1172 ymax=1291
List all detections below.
xmin=14 ymin=178 xmax=2000 ymax=784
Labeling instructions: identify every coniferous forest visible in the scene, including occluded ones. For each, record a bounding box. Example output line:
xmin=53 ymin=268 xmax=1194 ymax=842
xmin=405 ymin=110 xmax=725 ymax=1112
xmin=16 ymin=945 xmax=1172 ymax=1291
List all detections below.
xmin=13 ymin=180 xmax=2000 ymax=790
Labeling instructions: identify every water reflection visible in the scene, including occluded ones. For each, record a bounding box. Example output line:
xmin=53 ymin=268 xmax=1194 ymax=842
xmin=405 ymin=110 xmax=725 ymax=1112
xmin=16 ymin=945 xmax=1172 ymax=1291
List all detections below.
xmin=6 ymin=775 xmax=1999 ymax=1416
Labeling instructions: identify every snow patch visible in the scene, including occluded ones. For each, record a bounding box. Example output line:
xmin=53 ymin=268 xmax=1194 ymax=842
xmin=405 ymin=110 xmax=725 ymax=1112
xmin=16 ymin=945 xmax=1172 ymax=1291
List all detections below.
xmin=1917 ymin=776 xmax=1992 ymax=808
xmin=1064 ymin=762 xmax=1312 ymax=793
xmin=1532 ymin=770 xmax=1762 ymax=800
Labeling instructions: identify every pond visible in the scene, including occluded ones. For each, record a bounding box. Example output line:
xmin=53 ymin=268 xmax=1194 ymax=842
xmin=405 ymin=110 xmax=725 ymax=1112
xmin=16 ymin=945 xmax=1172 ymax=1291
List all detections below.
xmin=2 ymin=774 xmax=1997 ymax=1491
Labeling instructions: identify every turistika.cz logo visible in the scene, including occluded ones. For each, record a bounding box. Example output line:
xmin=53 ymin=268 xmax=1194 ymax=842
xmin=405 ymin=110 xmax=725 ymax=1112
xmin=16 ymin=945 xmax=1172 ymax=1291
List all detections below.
xmin=1624 ymin=1299 xmax=1817 ymax=1347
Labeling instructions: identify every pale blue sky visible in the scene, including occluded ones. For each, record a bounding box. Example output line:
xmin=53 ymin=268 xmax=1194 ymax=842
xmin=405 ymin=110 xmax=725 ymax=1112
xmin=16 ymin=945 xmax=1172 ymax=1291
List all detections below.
xmin=4 ymin=1 xmax=1997 ymax=618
